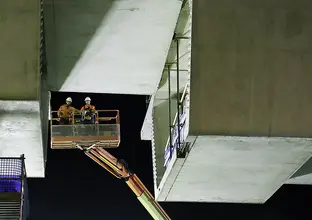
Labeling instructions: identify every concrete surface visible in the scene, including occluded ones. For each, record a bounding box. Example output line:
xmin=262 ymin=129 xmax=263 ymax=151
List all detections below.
xmin=0 ymin=1 xmax=45 ymax=176
xmin=158 ymin=0 xmax=312 ymax=203
xmin=157 ymin=156 xmax=183 ymax=201
xmin=286 ymin=174 xmax=312 ymax=185
xmin=286 ymin=157 xmax=312 ymax=184
xmin=190 ymin=0 xmax=312 ymax=137
xmin=158 ymin=136 xmax=312 ymax=203
xmin=44 ymin=0 xmax=182 ymax=95
xmin=0 ymin=101 xmax=44 ymax=177
xmin=0 ymin=0 xmax=40 ymax=100
xmin=141 ymin=95 xmax=154 ymax=141
xmin=152 ymin=2 xmax=191 ymax=188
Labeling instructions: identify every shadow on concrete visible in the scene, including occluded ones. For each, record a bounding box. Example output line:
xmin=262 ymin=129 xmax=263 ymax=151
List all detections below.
xmin=40 ymin=72 xmax=49 ymax=165
xmin=290 ymin=157 xmax=312 ymax=179
xmin=43 ymin=0 xmax=115 ymax=91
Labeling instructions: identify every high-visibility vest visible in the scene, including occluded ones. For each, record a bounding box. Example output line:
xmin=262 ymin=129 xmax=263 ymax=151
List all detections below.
xmin=57 ymin=105 xmax=76 ymax=118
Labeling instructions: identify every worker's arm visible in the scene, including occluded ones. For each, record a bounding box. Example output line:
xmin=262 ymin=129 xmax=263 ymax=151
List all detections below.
xmin=91 ymin=105 xmax=96 ymax=112
xmin=57 ymin=105 xmax=64 ymax=118
xmin=78 ymin=146 xmax=170 ymax=220
xmin=68 ymin=107 xmax=77 ymax=120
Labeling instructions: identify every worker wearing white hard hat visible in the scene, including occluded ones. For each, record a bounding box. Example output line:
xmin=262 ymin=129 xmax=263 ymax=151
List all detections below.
xmin=66 ymin=97 xmax=72 ymax=104
xmin=57 ymin=97 xmax=76 ymax=125
xmin=84 ymin=97 xmax=91 ymax=104
xmin=80 ymin=97 xmax=96 ymax=124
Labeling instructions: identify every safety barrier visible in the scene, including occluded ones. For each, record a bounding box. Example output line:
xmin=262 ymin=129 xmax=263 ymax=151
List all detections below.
xmin=50 ymin=110 xmax=121 ymax=149
xmin=0 ymin=155 xmax=28 ymax=220
xmin=50 ymin=109 xmax=120 ymax=125
xmin=0 ymin=157 xmax=23 ymax=193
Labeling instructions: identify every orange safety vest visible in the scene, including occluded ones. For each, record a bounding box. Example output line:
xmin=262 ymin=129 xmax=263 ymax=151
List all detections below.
xmin=57 ymin=104 xmax=76 ymax=118
xmin=81 ymin=104 xmax=96 ymax=120
xmin=80 ymin=104 xmax=95 ymax=111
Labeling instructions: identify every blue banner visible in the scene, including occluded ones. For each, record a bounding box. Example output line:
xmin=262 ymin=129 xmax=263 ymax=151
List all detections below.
xmin=164 ymin=111 xmax=187 ymax=167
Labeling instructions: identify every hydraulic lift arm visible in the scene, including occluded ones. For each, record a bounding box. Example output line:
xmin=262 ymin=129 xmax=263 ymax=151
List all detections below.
xmin=77 ymin=145 xmax=171 ymax=220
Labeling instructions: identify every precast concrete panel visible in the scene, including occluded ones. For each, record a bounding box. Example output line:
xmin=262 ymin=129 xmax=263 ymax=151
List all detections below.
xmin=190 ymin=0 xmax=312 ymax=137
xmin=44 ymin=0 xmax=182 ymax=95
xmin=0 ymin=0 xmax=40 ymax=100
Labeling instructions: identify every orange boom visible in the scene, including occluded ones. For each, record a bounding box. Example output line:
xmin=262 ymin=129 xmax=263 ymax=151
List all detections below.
xmin=50 ymin=109 xmax=170 ymax=220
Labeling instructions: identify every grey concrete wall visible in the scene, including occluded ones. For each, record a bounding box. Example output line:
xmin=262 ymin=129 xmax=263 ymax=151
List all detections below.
xmin=0 ymin=0 xmax=40 ymax=100
xmin=190 ymin=0 xmax=312 ymax=137
xmin=43 ymin=0 xmax=113 ymax=91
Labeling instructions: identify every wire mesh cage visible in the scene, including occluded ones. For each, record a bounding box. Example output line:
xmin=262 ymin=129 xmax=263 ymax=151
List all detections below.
xmin=0 ymin=155 xmax=25 ymax=193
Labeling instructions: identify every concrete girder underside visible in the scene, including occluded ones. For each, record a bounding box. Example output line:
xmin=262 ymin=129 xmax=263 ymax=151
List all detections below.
xmin=44 ymin=0 xmax=183 ymax=95
xmin=158 ymin=136 xmax=312 ymax=203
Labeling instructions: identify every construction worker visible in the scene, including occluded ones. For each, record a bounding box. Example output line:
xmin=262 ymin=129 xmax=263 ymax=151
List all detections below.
xmin=80 ymin=97 xmax=96 ymax=124
xmin=57 ymin=97 xmax=76 ymax=125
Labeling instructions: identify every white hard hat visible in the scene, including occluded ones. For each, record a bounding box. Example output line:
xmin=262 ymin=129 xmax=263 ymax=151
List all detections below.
xmin=66 ymin=97 xmax=72 ymax=102
xmin=85 ymin=97 xmax=91 ymax=102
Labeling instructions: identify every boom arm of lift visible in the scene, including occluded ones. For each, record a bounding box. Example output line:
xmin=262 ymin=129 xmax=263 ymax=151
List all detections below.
xmin=76 ymin=145 xmax=171 ymax=220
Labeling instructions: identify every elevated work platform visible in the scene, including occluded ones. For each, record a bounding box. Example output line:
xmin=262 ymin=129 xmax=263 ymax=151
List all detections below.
xmin=44 ymin=0 xmax=183 ymax=95
xmin=50 ymin=110 xmax=120 ymax=149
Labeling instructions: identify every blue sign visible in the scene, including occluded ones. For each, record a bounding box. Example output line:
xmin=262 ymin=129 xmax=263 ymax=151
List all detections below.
xmin=164 ymin=112 xmax=187 ymax=167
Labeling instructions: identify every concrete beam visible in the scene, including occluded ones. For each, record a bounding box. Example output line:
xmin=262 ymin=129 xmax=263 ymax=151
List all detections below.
xmin=141 ymin=95 xmax=154 ymax=141
xmin=44 ymin=0 xmax=182 ymax=95
xmin=285 ymin=157 xmax=312 ymax=185
xmin=159 ymin=136 xmax=312 ymax=203
xmin=190 ymin=0 xmax=312 ymax=137
xmin=0 ymin=0 xmax=40 ymax=100
xmin=0 ymin=101 xmax=44 ymax=177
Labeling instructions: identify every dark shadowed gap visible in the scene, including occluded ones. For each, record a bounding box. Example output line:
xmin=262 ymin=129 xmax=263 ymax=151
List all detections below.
xmin=161 ymin=184 xmax=312 ymax=220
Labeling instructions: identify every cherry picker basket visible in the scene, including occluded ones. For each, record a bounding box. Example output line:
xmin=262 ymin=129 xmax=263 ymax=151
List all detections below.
xmin=50 ymin=110 xmax=121 ymax=149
